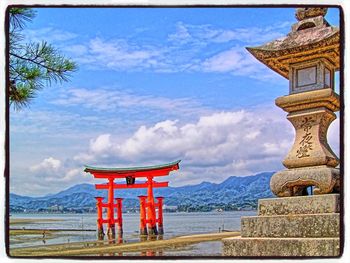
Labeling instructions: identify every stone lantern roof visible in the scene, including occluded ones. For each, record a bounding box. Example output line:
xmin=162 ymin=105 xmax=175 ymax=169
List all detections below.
xmin=246 ymin=8 xmax=340 ymax=79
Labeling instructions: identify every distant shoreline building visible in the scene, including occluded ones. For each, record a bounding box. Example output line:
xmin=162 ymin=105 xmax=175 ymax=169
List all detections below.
xmin=163 ymin=205 xmax=178 ymax=212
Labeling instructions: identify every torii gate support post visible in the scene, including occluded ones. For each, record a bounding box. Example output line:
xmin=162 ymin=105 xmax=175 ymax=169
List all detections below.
xmin=115 ymin=198 xmax=123 ymax=236
xmin=138 ymin=195 xmax=148 ymax=235
xmin=107 ymin=178 xmax=115 ymax=239
xmin=85 ymin=160 xmax=181 ymax=238
xmin=156 ymin=197 xmax=164 ymax=235
xmin=147 ymin=176 xmax=158 ymax=235
xmin=95 ymin=197 xmax=104 ymax=240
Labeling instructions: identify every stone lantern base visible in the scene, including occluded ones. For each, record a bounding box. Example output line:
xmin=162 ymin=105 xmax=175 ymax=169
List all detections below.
xmin=222 ymin=194 xmax=340 ymax=256
xmin=231 ymin=7 xmax=342 ymax=257
xmin=271 ymin=166 xmax=340 ymax=197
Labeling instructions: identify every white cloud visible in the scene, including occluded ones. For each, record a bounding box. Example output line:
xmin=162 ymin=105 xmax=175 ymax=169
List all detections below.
xmin=73 ymin=153 xmax=94 ymax=163
xmin=211 ymin=26 xmax=287 ymax=44
xmin=55 ymin=168 xmax=83 ymax=182
xmin=11 ymin=110 xmax=80 ymax=135
xmin=14 ymin=158 xmax=94 ymax=196
xmin=167 ymin=21 xmax=291 ymax=45
xmin=199 ymin=47 xmax=281 ymax=81
xmin=63 ymin=44 xmax=88 ymax=56
xmin=71 ymin=37 xmax=162 ymax=71
xmin=90 ymin=134 xmax=112 ymax=154
xmin=24 ymin=27 xmax=77 ymax=43
xmin=51 ymin=87 xmax=210 ymax=118
xmin=65 ymin=35 xmax=281 ymax=81
xmin=328 ymin=116 xmax=340 ymax=156
xmin=74 ymin=106 xmax=295 ymax=186
xmin=167 ymin=22 xmax=192 ymax=44
xmin=30 ymin=157 xmax=61 ymax=172
xmin=202 ymin=48 xmax=243 ymax=72
xmin=57 ymin=20 xmax=291 ymax=81
xmin=13 ymin=105 xmax=340 ymax=195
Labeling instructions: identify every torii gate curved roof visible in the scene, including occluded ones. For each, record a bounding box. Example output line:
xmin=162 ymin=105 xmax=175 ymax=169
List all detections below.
xmin=84 ymin=160 xmax=181 ymax=178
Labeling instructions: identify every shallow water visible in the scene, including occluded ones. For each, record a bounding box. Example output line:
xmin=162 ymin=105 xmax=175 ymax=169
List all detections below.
xmin=10 ymin=211 xmax=256 ymax=255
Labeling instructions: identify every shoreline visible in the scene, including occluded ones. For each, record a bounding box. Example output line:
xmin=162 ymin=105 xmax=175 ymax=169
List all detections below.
xmin=9 ymin=210 xmax=256 ymax=215
xmin=10 ymin=231 xmax=240 ymax=257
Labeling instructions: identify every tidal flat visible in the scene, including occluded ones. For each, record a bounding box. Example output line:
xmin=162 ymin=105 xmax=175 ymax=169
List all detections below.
xmin=8 ymin=211 xmax=254 ymax=256
xmin=10 ymin=231 xmax=240 ymax=256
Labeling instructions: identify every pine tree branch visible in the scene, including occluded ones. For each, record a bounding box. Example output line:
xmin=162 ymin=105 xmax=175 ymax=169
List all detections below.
xmin=9 ymin=8 xmax=77 ymax=110
xmin=9 ymin=52 xmax=61 ymax=74
xmin=9 ymin=64 xmax=27 ymax=81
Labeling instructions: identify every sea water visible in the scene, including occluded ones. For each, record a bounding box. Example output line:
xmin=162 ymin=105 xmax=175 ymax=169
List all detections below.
xmin=9 ymin=210 xmax=256 ymax=256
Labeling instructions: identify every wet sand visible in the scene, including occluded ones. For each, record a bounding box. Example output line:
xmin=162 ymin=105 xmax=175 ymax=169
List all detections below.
xmin=10 ymin=218 xmax=64 ymax=225
xmin=10 ymin=231 xmax=240 ymax=257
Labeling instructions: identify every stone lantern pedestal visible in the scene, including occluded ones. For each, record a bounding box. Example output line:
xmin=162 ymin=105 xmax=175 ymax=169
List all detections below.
xmin=223 ymin=194 xmax=340 ymax=256
xmin=271 ymin=88 xmax=340 ymax=197
xmin=223 ymin=8 xmax=341 ymax=256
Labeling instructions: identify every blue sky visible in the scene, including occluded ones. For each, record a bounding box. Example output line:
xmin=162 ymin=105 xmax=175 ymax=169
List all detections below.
xmin=10 ymin=7 xmax=340 ymax=196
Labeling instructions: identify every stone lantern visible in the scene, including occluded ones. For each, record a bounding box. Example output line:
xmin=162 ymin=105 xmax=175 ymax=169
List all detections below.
xmin=247 ymin=7 xmax=340 ymax=197
xmin=223 ymin=8 xmax=341 ymax=256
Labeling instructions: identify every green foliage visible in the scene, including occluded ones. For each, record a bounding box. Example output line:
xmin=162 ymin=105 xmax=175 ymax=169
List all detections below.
xmin=9 ymin=8 xmax=77 ymax=110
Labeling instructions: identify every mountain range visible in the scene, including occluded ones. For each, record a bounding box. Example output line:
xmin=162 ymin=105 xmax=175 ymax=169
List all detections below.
xmin=9 ymin=171 xmax=274 ymax=212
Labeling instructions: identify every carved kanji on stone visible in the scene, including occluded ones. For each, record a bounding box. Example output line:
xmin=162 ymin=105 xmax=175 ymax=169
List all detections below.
xmin=247 ymin=7 xmax=340 ymax=197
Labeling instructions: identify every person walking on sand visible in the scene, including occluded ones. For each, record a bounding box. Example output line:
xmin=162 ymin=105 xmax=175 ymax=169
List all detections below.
xmin=42 ymin=230 xmax=46 ymax=239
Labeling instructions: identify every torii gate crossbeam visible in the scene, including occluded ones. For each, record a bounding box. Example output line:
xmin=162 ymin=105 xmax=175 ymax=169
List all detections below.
xmin=84 ymin=160 xmax=180 ymax=239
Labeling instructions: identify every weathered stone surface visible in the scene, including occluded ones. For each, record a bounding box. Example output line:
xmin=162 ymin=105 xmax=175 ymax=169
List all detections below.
xmin=288 ymin=59 xmax=336 ymax=95
xmin=282 ymin=108 xmax=338 ymax=169
xmin=295 ymin=8 xmax=327 ymax=21
xmin=275 ymin=88 xmax=340 ymax=113
xmin=258 ymin=194 xmax=339 ymax=216
xmin=222 ymin=236 xmax=340 ymax=256
xmin=270 ymin=166 xmax=340 ymax=197
xmin=226 ymin=7 xmax=343 ymax=258
xmin=246 ymin=7 xmax=339 ymax=80
xmin=241 ymin=213 xmax=339 ymax=238
xmin=270 ymin=88 xmax=340 ymax=197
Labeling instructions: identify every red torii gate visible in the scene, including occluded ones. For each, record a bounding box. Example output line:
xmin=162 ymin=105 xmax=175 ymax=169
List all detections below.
xmin=84 ymin=160 xmax=180 ymax=239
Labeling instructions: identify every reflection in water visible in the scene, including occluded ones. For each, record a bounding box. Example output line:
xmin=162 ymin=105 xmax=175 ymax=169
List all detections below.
xmin=10 ymin=211 xmax=254 ymax=255
xmin=98 ymin=238 xmax=104 ymax=257
xmin=97 ymin=234 xmax=166 ymax=256
xmin=100 ymin=233 xmax=125 ymax=256
xmin=139 ymin=235 xmax=164 ymax=256
xmin=107 ymin=238 xmax=115 ymax=257
xmin=117 ymin=234 xmax=123 ymax=256
xmin=148 ymin=235 xmax=157 ymax=242
xmin=117 ymin=235 xmax=123 ymax=244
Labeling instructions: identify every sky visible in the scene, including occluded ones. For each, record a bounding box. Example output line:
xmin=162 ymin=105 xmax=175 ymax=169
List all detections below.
xmin=9 ymin=7 xmax=341 ymax=196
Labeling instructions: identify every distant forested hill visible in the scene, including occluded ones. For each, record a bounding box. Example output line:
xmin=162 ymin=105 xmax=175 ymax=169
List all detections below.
xmin=10 ymin=172 xmax=274 ymax=212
